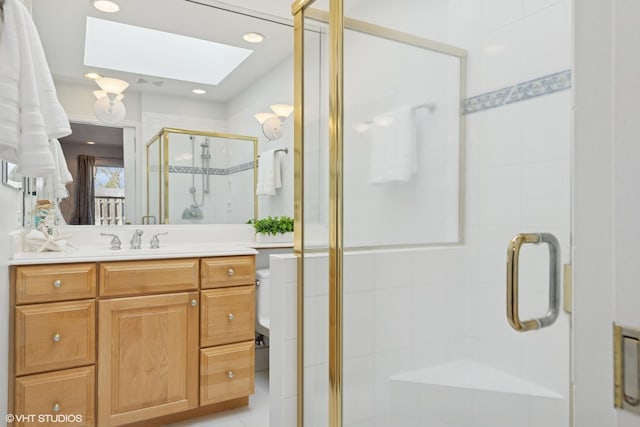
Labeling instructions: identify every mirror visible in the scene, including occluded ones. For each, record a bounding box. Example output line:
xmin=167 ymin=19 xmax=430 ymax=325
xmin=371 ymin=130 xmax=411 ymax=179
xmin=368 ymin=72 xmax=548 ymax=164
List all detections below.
xmin=30 ymin=0 xmax=295 ymax=225
xmin=146 ymin=128 xmax=257 ymax=224
xmin=2 ymin=161 xmax=22 ymax=190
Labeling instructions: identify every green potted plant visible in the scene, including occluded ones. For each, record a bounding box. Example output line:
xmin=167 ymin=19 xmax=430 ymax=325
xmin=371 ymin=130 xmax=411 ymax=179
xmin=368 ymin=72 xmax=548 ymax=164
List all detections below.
xmin=247 ymin=216 xmax=294 ymax=243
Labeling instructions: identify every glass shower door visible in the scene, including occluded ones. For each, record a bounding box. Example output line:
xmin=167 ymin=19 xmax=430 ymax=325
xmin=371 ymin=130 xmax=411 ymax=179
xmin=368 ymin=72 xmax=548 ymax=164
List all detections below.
xmin=295 ymin=1 xmax=573 ymax=426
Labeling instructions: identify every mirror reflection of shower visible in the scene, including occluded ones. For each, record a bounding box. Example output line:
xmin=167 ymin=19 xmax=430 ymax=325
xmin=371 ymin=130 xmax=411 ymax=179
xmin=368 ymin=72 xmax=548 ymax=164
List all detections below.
xmin=182 ymin=135 xmax=211 ymax=220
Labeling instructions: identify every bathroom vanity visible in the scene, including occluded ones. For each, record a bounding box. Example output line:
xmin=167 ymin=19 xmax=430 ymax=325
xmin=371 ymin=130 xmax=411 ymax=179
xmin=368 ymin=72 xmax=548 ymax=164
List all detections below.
xmin=8 ymin=249 xmax=257 ymax=427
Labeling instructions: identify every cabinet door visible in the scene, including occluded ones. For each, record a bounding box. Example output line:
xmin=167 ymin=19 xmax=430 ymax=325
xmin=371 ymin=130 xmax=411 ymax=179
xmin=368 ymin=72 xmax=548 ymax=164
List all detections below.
xmin=201 ymin=286 xmax=255 ymax=347
xmin=98 ymin=292 xmax=199 ymax=426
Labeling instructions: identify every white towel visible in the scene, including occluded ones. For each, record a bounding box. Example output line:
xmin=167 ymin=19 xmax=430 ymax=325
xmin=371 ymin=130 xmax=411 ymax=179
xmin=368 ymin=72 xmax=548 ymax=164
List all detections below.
xmin=368 ymin=106 xmax=418 ymax=184
xmin=274 ymin=150 xmax=283 ymax=190
xmin=0 ymin=0 xmax=70 ymax=177
xmin=41 ymin=139 xmax=73 ymax=201
xmin=256 ymin=149 xmax=278 ymax=196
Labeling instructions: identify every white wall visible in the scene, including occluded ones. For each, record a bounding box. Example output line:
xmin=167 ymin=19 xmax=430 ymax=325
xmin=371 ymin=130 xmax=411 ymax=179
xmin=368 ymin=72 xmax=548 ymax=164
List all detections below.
xmin=227 ymin=55 xmax=294 ymax=219
xmin=0 ymin=187 xmax=21 ymax=422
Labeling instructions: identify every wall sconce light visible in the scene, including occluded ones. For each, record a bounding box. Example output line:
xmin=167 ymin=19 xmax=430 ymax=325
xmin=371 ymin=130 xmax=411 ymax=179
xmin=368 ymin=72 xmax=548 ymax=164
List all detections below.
xmin=254 ymin=104 xmax=293 ymax=140
xmin=93 ymin=77 xmax=129 ymax=124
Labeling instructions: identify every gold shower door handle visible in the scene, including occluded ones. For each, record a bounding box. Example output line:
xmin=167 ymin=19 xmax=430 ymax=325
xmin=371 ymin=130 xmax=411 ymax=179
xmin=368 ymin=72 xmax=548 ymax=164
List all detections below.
xmin=506 ymin=233 xmax=561 ymax=332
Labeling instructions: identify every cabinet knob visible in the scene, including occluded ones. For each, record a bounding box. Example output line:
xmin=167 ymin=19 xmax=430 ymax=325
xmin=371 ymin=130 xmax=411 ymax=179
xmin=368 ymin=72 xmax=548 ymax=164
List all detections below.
xmin=227 ymin=370 xmax=234 ymax=379
xmin=227 ymin=268 xmax=235 ymax=277
xmin=53 ymin=279 xmax=62 ymax=288
xmin=52 ymin=333 xmax=61 ymax=343
xmin=52 ymin=403 xmax=60 ymax=413
xmin=191 ymin=299 xmax=198 ymax=307
xmin=227 ymin=313 xmax=234 ymax=321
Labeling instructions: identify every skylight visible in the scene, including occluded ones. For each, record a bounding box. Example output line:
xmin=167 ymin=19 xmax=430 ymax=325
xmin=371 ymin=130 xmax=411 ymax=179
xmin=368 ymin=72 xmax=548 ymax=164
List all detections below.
xmin=84 ymin=17 xmax=253 ymax=86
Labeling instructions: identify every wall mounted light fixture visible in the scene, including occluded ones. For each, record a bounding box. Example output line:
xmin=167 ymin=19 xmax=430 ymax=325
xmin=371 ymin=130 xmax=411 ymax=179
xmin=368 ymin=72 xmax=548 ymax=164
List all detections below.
xmin=93 ymin=77 xmax=129 ymax=124
xmin=254 ymin=104 xmax=293 ymax=140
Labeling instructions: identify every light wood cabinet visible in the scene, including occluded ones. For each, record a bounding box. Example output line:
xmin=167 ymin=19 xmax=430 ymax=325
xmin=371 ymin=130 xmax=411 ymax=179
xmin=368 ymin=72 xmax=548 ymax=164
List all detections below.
xmin=201 ymin=286 xmax=255 ymax=347
xmin=99 ymin=258 xmax=198 ymax=297
xmin=10 ymin=254 xmax=256 ymax=427
xmin=14 ymin=366 xmax=95 ymax=427
xmin=15 ymin=300 xmax=95 ymax=376
xmin=98 ymin=292 xmax=199 ymax=426
xmin=201 ymin=256 xmax=256 ymax=288
xmin=14 ymin=263 xmax=96 ymax=304
xmin=200 ymin=342 xmax=255 ymax=406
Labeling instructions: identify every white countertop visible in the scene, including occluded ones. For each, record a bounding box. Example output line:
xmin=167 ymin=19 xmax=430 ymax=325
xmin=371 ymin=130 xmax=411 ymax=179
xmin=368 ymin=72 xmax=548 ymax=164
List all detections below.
xmin=8 ymin=225 xmax=293 ymax=265
xmin=9 ymin=244 xmax=260 ymax=265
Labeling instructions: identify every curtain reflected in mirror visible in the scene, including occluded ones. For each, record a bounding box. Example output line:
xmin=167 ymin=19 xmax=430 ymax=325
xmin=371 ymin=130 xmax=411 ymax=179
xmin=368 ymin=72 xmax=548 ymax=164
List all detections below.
xmin=72 ymin=154 xmax=95 ymax=225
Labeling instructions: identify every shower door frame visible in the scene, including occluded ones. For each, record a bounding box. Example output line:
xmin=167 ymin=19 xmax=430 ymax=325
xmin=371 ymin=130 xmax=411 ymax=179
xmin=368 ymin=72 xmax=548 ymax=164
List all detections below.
xmin=292 ymin=1 xmax=468 ymax=426
xmin=144 ymin=127 xmax=259 ymax=224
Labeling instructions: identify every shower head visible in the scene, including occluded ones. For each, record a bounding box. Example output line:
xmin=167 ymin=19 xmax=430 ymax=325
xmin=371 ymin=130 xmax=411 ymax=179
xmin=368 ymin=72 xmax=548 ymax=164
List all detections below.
xmin=181 ymin=204 xmax=203 ymax=220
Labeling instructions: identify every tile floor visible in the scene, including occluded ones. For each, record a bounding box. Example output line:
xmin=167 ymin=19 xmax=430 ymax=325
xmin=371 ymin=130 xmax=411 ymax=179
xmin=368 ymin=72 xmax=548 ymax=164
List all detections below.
xmin=169 ymin=369 xmax=269 ymax=427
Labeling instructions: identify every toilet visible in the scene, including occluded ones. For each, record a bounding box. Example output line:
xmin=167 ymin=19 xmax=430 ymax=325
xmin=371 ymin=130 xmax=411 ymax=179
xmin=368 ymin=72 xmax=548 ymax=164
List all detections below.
xmin=255 ymin=268 xmax=270 ymax=337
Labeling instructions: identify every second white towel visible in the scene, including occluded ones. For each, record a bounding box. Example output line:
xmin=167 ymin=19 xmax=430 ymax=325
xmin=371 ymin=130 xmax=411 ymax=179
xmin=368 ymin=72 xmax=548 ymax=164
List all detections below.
xmin=369 ymin=106 xmax=418 ymax=184
xmin=256 ymin=149 xmax=283 ymax=196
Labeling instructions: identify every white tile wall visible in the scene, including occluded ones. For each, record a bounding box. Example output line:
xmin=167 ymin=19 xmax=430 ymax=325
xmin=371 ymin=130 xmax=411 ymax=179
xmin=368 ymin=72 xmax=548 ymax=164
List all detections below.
xmin=521 ymin=2 xmax=571 ymax=81
xmin=471 ymin=390 xmax=529 ymax=427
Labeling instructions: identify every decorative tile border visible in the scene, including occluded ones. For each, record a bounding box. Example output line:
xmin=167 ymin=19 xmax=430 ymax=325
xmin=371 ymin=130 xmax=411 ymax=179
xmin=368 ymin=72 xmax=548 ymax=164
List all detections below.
xmin=463 ymin=69 xmax=572 ymax=114
xmin=168 ymin=161 xmax=255 ymax=176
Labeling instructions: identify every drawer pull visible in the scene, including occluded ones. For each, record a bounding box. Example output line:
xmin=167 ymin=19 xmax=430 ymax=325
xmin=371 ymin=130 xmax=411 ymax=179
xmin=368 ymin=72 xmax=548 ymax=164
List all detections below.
xmin=53 ymin=279 xmax=62 ymax=288
xmin=227 ymin=370 xmax=234 ymax=379
xmin=227 ymin=268 xmax=235 ymax=277
xmin=52 ymin=403 xmax=60 ymax=413
xmin=191 ymin=299 xmax=198 ymax=307
xmin=52 ymin=333 xmax=61 ymax=343
xmin=227 ymin=313 xmax=234 ymax=321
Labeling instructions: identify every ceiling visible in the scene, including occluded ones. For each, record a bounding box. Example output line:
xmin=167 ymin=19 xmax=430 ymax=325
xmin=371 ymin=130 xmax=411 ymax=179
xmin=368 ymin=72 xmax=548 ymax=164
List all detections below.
xmin=59 ymin=123 xmax=124 ymax=146
xmin=32 ymin=0 xmax=295 ymax=102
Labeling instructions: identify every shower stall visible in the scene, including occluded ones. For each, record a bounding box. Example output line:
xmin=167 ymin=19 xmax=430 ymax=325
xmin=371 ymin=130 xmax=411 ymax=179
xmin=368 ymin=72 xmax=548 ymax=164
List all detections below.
xmin=292 ymin=1 xmax=572 ymax=426
xmin=146 ymin=128 xmax=258 ymax=224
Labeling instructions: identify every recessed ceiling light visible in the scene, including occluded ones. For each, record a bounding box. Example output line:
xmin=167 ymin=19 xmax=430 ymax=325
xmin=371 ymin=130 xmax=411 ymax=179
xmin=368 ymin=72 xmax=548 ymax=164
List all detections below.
xmin=84 ymin=72 xmax=102 ymax=80
xmin=93 ymin=0 xmax=120 ymax=13
xmin=243 ymin=32 xmax=265 ymax=43
xmin=192 ymin=89 xmax=206 ymax=95
xmin=87 ymin=141 xmax=96 ymax=145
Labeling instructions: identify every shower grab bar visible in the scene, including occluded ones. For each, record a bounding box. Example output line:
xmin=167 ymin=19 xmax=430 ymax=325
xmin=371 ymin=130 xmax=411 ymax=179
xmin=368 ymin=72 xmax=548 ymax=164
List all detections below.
xmin=506 ymin=233 xmax=561 ymax=332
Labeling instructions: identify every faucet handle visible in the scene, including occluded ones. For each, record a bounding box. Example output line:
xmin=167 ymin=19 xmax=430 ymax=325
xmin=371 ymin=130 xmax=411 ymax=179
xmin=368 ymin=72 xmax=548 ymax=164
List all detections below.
xmin=150 ymin=232 xmax=168 ymax=249
xmin=130 ymin=229 xmax=143 ymax=249
xmin=100 ymin=233 xmax=121 ymax=250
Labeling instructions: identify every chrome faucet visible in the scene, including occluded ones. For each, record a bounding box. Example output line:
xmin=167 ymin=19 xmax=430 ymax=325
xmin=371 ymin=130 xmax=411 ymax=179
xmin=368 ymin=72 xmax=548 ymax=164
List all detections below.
xmin=100 ymin=233 xmax=121 ymax=250
xmin=130 ymin=229 xmax=143 ymax=249
xmin=150 ymin=232 xmax=168 ymax=249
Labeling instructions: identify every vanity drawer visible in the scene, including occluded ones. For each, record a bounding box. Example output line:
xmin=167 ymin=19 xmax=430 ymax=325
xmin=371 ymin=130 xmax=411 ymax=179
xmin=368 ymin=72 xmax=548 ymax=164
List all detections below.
xmin=201 ymin=256 xmax=255 ymax=289
xmin=15 ymin=300 xmax=96 ymax=376
xmin=200 ymin=341 xmax=255 ymax=406
xmin=14 ymin=263 xmax=96 ymax=305
xmin=201 ymin=286 xmax=255 ymax=347
xmin=99 ymin=258 xmax=199 ymax=297
xmin=14 ymin=366 xmax=95 ymax=427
